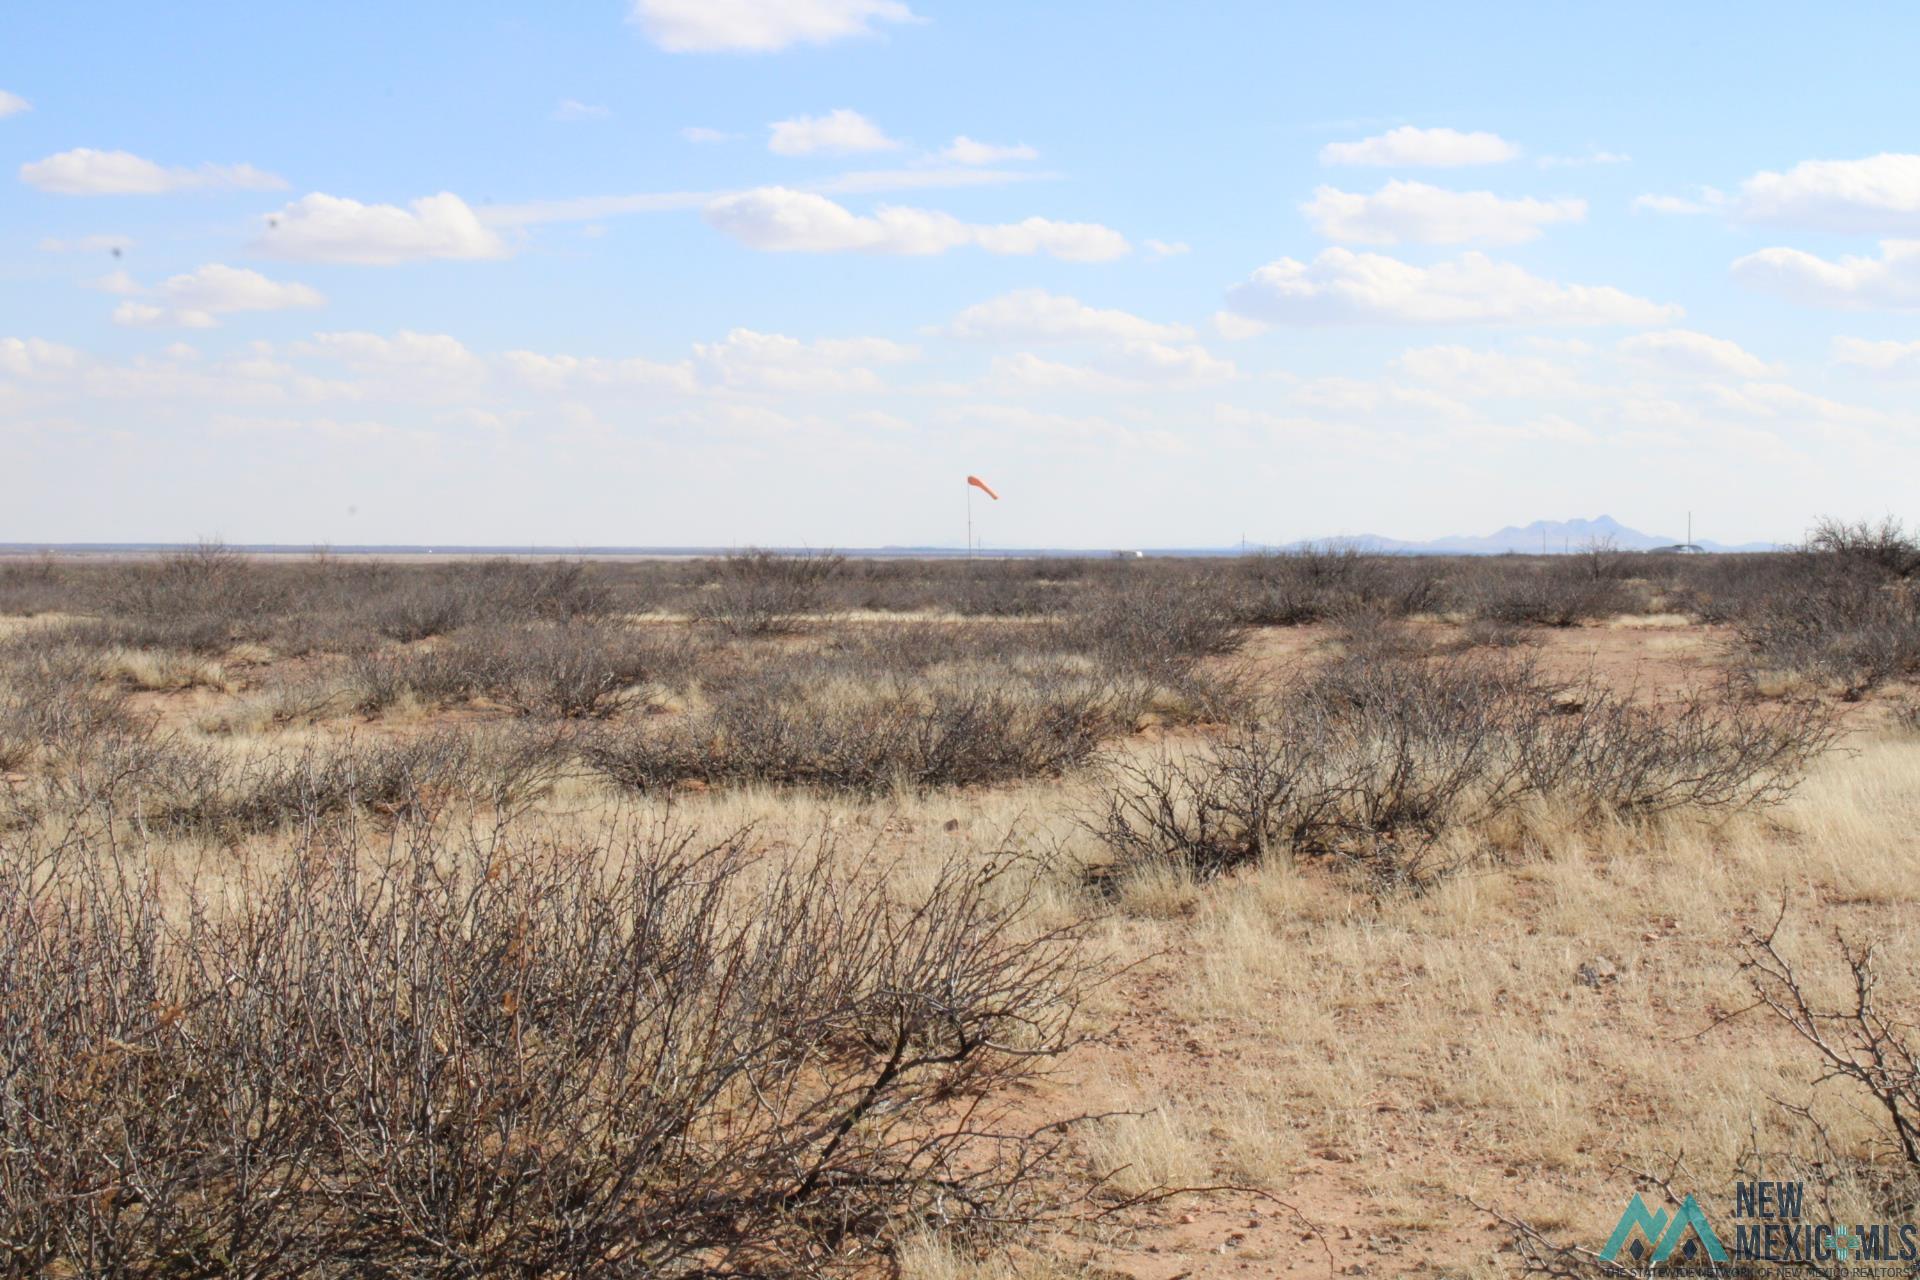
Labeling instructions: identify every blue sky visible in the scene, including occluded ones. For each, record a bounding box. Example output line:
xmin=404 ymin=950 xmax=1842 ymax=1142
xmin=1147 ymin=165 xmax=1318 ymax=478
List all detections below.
xmin=6 ymin=1 xmax=1920 ymax=547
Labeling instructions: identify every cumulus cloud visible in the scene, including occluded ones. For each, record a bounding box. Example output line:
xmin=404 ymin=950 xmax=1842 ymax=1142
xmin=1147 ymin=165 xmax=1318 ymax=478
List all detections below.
xmin=939 ymin=136 xmax=1038 ymax=165
xmin=86 ymin=270 xmax=142 ymax=295
xmin=631 ymin=0 xmax=920 ymax=53
xmin=1225 ymin=248 xmax=1680 ymax=327
xmin=1618 ymin=329 xmax=1771 ymax=378
xmin=682 ymin=126 xmax=739 ymax=144
xmin=1145 ymin=239 xmax=1191 ymax=257
xmin=0 ymin=337 xmax=80 ymax=377
xmin=20 ymin=148 xmax=287 ymax=195
xmin=987 ymin=353 xmax=1133 ymax=393
xmin=1832 ymin=336 xmax=1920 ymax=374
xmin=1303 ymin=181 xmax=1585 ymax=245
xmin=108 ymin=264 xmax=325 ymax=329
xmin=956 ymin=290 xmax=1230 ymax=389
xmin=301 ymin=331 xmax=486 ymax=379
xmin=255 ymin=193 xmax=508 ymax=264
xmin=1735 ymin=154 xmax=1920 ymax=233
xmin=1633 ymin=190 xmax=1725 ymax=216
xmin=1392 ymin=345 xmax=1579 ymax=398
xmin=1320 ymin=126 xmax=1520 ymax=168
xmin=1113 ymin=339 xmax=1236 ymax=384
xmin=500 ymin=350 xmax=697 ymax=393
xmin=1640 ymin=155 xmax=1920 ymax=233
xmin=695 ymin=327 xmax=917 ymax=392
xmin=114 ymin=302 xmax=217 ymax=330
xmin=1731 ymin=239 xmax=1920 ymax=309
xmin=1212 ymin=310 xmax=1271 ymax=341
xmin=0 ymin=90 xmax=29 ymax=119
xmin=947 ymin=289 xmax=1190 ymax=342
xmin=769 ymin=108 xmax=900 ymax=156
xmin=991 ymin=342 xmax=1234 ymax=391
xmin=703 ymin=188 xmax=1129 ymax=260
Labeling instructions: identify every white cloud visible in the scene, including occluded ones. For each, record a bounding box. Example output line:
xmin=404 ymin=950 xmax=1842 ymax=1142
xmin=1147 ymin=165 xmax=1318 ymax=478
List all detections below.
xmin=990 ymin=341 xmax=1235 ymax=391
xmin=552 ymin=99 xmax=610 ymax=122
xmin=939 ymin=136 xmax=1038 ymax=165
xmin=40 ymin=234 xmax=134 ymax=254
xmin=1642 ymin=156 xmax=1920 ymax=233
xmin=1225 ymin=248 xmax=1680 ymax=326
xmin=808 ymin=167 xmax=1053 ymax=194
xmin=695 ymin=327 xmax=917 ymax=392
xmin=1303 ymin=181 xmax=1586 ymax=245
xmin=115 ymin=302 xmax=218 ymax=330
xmin=105 ymin=265 xmax=325 ymax=329
xmin=0 ymin=337 xmax=80 ymax=377
xmin=1115 ymin=339 xmax=1236 ymax=384
xmin=500 ymin=350 xmax=697 ymax=393
xmin=1731 ymin=239 xmax=1920 ymax=309
xmin=1735 ymin=154 xmax=1920 ymax=233
xmin=703 ymin=188 xmax=1129 ymax=260
xmin=0 ymin=90 xmax=29 ymax=119
xmin=1706 ymin=381 xmax=1889 ymax=431
xmin=1832 ymin=336 xmax=1920 ymax=374
xmin=682 ymin=126 xmax=738 ymax=144
xmin=1145 ymin=239 xmax=1191 ymax=257
xmin=769 ymin=108 xmax=900 ymax=156
xmin=85 ymin=270 xmax=142 ymax=295
xmin=988 ymin=353 xmax=1132 ymax=393
xmin=479 ymin=167 xmax=1050 ymax=229
xmin=255 ymin=192 xmax=508 ymax=264
xmin=948 ymin=289 xmax=1190 ymax=342
xmin=958 ymin=291 xmax=1230 ymax=388
xmin=1320 ymin=126 xmax=1520 ymax=168
xmin=1618 ymin=329 xmax=1770 ymax=378
xmin=1211 ymin=310 xmax=1270 ymax=341
xmin=632 ymin=0 xmax=919 ymax=53
xmin=166 ymin=264 xmax=325 ymax=313
xmin=302 ymin=331 xmax=486 ymax=379
xmin=1633 ymin=190 xmax=1725 ymax=215
xmin=1392 ymin=345 xmax=1579 ymax=398
xmin=20 ymin=148 xmax=287 ymax=195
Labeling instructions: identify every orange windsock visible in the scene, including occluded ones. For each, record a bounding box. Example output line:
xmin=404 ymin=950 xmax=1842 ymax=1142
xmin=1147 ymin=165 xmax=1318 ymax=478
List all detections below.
xmin=967 ymin=475 xmax=1000 ymax=501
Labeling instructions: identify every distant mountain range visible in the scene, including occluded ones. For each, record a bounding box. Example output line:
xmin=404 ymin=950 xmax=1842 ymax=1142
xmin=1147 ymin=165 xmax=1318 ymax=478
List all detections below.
xmin=1278 ymin=515 xmax=1779 ymax=555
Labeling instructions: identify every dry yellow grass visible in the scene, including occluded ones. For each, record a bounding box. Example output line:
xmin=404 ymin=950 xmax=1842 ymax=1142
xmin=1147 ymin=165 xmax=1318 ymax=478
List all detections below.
xmin=7 ymin=610 xmax=1916 ymax=1277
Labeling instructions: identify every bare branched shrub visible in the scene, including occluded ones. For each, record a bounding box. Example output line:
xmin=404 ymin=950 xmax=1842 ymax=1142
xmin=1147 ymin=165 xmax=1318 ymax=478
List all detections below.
xmin=1514 ymin=685 xmax=1840 ymax=817
xmin=1089 ymin=653 xmax=1836 ymax=888
xmin=371 ymin=559 xmax=612 ymax=641
xmin=585 ymin=671 xmax=1108 ymax=793
xmin=0 ymin=822 xmax=1094 ymax=1277
xmin=1808 ymin=515 xmax=1920 ymax=579
xmin=1733 ymin=568 xmax=1920 ymax=698
xmin=0 ymin=553 xmax=63 ymax=617
xmin=0 ymin=641 xmax=140 ymax=772
xmin=1463 ymin=559 xmax=1626 ymax=627
xmin=452 ymin=620 xmax=685 ymax=718
xmin=1067 ymin=573 xmax=1246 ymax=684
xmin=698 ymin=549 xmax=846 ymax=635
xmin=1233 ymin=545 xmax=1420 ymax=626
xmin=1739 ymin=920 xmax=1920 ymax=1177
xmin=76 ymin=540 xmax=289 ymax=653
xmin=143 ymin=728 xmax=573 ymax=836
